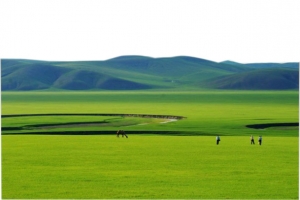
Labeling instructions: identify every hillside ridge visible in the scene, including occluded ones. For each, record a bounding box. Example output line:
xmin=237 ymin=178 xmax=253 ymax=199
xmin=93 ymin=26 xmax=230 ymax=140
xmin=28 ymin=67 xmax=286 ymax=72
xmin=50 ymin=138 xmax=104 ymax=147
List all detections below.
xmin=1 ymin=56 xmax=299 ymax=91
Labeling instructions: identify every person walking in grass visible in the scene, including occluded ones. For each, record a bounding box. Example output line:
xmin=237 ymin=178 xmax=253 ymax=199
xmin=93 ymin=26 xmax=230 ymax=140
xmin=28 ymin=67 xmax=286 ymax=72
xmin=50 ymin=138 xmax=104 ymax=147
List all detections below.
xmin=258 ymin=136 xmax=262 ymax=145
xmin=250 ymin=135 xmax=255 ymax=145
xmin=216 ymin=135 xmax=220 ymax=145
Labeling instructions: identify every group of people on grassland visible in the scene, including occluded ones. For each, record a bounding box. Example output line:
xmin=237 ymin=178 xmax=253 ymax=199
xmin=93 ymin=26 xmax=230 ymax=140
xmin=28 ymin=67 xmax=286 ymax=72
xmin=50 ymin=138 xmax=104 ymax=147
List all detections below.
xmin=250 ymin=135 xmax=262 ymax=145
xmin=117 ymin=130 xmax=263 ymax=145
xmin=216 ymin=135 xmax=262 ymax=145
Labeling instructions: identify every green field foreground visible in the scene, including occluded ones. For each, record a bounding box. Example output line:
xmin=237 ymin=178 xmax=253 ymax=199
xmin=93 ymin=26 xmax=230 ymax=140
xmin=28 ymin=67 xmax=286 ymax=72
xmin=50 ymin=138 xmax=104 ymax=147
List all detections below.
xmin=2 ymin=135 xmax=298 ymax=199
xmin=1 ymin=90 xmax=299 ymax=199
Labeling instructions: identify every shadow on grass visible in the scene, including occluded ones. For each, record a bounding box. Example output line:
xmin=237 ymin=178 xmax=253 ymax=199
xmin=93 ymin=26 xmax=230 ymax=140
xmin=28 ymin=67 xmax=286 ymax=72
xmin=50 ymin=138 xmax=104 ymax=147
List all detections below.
xmin=2 ymin=113 xmax=185 ymax=119
xmin=246 ymin=122 xmax=298 ymax=129
xmin=1 ymin=130 xmax=207 ymax=136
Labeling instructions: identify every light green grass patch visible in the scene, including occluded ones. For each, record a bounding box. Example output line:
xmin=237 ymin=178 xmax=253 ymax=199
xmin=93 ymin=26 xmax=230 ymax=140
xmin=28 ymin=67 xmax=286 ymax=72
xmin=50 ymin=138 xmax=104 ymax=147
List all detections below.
xmin=2 ymin=135 xmax=298 ymax=199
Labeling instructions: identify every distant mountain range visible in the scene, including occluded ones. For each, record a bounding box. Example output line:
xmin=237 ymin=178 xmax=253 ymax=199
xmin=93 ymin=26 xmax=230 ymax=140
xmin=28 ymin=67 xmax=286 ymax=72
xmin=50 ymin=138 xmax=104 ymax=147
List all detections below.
xmin=1 ymin=56 xmax=299 ymax=91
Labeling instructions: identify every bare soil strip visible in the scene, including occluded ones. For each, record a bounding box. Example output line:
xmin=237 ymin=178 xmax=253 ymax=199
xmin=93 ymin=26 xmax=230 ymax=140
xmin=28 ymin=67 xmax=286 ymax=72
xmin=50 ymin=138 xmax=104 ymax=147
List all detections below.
xmin=160 ymin=119 xmax=178 ymax=124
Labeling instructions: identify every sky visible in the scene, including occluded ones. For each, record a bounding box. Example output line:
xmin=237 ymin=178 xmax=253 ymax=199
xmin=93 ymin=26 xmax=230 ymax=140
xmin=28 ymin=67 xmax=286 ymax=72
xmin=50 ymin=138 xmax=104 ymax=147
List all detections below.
xmin=0 ymin=0 xmax=299 ymax=63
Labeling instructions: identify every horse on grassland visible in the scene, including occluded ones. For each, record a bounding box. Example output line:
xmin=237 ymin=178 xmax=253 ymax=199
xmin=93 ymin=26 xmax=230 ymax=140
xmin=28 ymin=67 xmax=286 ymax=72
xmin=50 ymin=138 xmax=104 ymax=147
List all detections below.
xmin=116 ymin=130 xmax=128 ymax=138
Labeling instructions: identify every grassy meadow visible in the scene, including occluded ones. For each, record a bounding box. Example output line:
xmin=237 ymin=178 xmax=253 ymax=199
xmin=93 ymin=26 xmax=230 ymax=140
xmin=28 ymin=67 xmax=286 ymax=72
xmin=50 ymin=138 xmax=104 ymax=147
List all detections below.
xmin=2 ymin=90 xmax=298 ymax=136
xmin=1 ymin=90 xmax=299 ymax=199
xmin=2 ymin=135 xmax=298 ymax=199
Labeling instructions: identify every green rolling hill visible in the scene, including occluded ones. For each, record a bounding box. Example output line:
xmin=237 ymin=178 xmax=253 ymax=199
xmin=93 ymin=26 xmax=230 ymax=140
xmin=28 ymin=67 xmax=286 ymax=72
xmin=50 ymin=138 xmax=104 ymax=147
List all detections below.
xmin=222 ymin=60 xmax=299 ymax=69
xmin=1 ymin=56 xmax=299 ymax=91
xmin=206 ymin=68 xmax=299 ymax=90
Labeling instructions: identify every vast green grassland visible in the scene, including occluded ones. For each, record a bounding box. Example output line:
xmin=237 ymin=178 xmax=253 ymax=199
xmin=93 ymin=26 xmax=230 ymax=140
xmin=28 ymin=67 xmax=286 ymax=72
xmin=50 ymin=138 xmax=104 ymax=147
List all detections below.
xmin=1 ymin=91 xmax=298 ymax=136
xmin=2 ymin=136 xmax=298 ymax=199
xmin=1 ymin=90 xmax=299 ymax=199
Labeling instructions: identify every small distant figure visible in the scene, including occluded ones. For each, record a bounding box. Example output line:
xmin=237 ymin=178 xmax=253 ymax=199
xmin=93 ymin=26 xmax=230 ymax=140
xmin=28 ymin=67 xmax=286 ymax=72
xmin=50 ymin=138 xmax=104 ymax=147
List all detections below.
xmin=216 ymin=136 xmax=221 ymax=145
xmin=258 ymin=136 xmax=262 ymax=145
xmin=116 ymin=130 xmax=128 ymax=138
xmin=250 ymin=135 xmax=255 ymax=145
